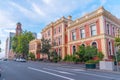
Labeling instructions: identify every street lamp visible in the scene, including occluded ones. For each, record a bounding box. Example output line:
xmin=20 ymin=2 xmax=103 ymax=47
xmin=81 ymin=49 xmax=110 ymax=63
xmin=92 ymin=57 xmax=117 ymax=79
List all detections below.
xmin=115 ymin=47 xmax=119 ymax=71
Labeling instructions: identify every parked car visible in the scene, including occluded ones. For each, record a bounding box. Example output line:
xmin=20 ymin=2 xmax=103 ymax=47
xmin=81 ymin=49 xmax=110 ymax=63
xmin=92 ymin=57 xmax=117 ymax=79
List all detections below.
xmin=19 ymin=58 xmax=26 ymax=62
xmin=15 ymin=58 xmax=26 ymax=62
xmin=3 ymin=58 xmax=7 ymax=61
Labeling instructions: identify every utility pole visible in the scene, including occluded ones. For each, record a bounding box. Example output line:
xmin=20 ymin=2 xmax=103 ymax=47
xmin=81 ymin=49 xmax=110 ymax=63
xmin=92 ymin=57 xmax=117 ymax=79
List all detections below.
xmin=115 ymin=47 xmax=119 ymax=71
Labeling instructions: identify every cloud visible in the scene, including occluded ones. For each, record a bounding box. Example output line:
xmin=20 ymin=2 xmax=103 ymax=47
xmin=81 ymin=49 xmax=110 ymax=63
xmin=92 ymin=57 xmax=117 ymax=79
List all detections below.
xmin=37 ymin=33 xmax=42 ymax=39
xmin=0 ymin=10 xmax=15 ymax=28
xmin=31 ymin=3 xmax=46 ymax=16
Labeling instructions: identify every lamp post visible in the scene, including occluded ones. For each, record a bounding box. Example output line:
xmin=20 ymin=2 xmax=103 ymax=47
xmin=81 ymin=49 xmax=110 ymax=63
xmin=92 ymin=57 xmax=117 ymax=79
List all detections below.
xmin=115 ymin=46 xmax=119 ymax=71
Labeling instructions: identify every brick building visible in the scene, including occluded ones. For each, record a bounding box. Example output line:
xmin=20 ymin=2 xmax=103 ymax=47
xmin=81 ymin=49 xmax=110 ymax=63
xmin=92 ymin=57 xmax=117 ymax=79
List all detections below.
xmin=41 ymin=7 xmax=120 ymax=60
xmin=29 ymin=39 xmax=41 ymax=59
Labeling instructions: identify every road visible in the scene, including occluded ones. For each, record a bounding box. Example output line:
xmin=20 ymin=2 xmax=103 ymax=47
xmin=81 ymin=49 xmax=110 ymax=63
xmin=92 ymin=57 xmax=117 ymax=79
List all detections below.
xmin=0 ymin=60 xmax=120 ymax=80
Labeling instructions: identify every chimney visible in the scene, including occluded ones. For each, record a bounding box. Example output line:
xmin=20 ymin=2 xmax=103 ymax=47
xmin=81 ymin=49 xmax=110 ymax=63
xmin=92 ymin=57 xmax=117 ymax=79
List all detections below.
xmin=68 ymin=15 xmax=72 ymax=20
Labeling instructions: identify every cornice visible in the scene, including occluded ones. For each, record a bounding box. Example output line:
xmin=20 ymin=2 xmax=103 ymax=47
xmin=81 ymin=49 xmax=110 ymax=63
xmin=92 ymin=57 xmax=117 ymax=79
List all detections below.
xmin=67 ymin=6 xmax=120 ymax=29
xmin=41 ymin=16 xmax=70 ymax=33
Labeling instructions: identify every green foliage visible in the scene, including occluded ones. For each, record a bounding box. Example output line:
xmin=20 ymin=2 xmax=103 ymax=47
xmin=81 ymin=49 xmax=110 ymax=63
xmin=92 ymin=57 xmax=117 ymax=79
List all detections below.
xmin=63 ymin=54 xmax=80 ymax=63
xmin=50 ymin=50 xmax=60 ymax=62
xmin=115 ymin=37 xmax=120 ymax=46
xmin=63 ymin=55 xmax=73 ymax=62
xmin=12 ymin=31 xmax=35 ymax=58
xmin=29 ymin=52 xmax=35 ymax=60
xmin=116 ymin=50 xmax=120 ymax=62
xmin=40 ymin=38 xmax=51 ymax=60
xmin=76 ymin=45 xmax=104 ymax=62
xmin=77 ymin=46 xmax=98 ymax=62
xmin=97 ymin=51 xmax=104 ymax=60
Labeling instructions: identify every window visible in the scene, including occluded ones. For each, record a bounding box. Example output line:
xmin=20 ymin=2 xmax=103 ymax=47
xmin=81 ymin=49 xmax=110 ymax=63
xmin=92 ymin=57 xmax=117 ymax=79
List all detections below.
xmin=108 ymin=42 xmax=112 ymax=55
xmin=72 ymin=32 xmax=76 ymax=40
xmin=107 ymin=24 xmax=110 ymax=35
xmin=73 ymin=46 xmax=76 ymax=54
xmin=92 ymin=42 xmax=97 ymax=48
xmin=54 ymin=28 xmax=56 ymax=34
xmin=48 ymin=30 xmax=50 ymax=36
xmin=81 ymin=44 xmax=85 ymax=47
xmin=80 ymin=29 xmax=85 ymax=38
xmin=58 ymin=37 xmax=61 ymax=45
xmin=59 ymin=27 xmax=61 ymax=32
xmin=113 ymin=27 xmax=114 ymax=36
xmin=91 ymin=24 xmax=97 ymax=36
xmin=58 ymin=48 xmax=61 ymax=57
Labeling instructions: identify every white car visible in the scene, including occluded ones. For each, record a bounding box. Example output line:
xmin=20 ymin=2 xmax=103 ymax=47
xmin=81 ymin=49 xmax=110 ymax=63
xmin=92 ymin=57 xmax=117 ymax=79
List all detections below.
xmin=19 ymin=58 xmax=26 ymax=62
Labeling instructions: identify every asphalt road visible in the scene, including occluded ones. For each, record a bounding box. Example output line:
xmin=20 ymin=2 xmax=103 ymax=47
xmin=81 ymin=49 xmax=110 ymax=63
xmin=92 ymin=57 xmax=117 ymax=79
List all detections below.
xmin=0 ymin=60 xmax=120 ymax=80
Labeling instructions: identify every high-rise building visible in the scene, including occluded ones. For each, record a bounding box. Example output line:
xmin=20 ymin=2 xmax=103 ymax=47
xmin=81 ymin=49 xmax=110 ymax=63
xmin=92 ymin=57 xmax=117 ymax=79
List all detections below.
xmin=5 ymin=22 xmax=22 ymax=59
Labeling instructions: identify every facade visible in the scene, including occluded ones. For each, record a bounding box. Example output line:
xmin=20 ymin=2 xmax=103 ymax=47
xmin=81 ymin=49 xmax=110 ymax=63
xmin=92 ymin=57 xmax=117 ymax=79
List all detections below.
xmin=16 ymin=22 xmax=22 ymax=36
xmin=41 ymin=16 xmax=72 ymax=59
xmin=41 ymin=7 xmax=120 ymax=60
xmin=5 ymin=22 xmax=22 ymax=59
xmin=29 ymin=39 xmax=41 ymax=59
xmin=5 ymin=32 xmax=15 ymax=59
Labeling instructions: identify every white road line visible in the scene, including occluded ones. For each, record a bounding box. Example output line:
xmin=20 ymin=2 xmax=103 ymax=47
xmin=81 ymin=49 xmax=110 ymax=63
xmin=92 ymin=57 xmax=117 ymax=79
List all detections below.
xmin=76 ymin=71 xmax=115 ymax=79
xmin=57 ymin=67 xmax=116 ymax=79
xmin=43 ymin=68 xmax=75 ymax=75
xmin=2 ymin=78 xmax=5 ymax=80
xmin=28 ymin=67 xmax=75 ymax=80
xmin=72 ymin=69 xmax=85 ymax=72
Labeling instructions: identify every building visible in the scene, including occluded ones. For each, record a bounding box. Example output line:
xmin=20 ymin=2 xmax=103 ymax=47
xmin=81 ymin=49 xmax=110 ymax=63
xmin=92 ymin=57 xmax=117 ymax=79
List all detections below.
xmin=5 ymin=22 xmax=22 ymax=59
xmin=41 ymin=7 xmax=120 ymax=60
xmin=16 ymin=22 xmax=22 ymax=36
xmin=5 ymin=32 xmax=15 ymax=59
xmin=29 ymin=39 xmax=41 ymax=59
xmin=41 ymin=16 xmax=72 ymax=59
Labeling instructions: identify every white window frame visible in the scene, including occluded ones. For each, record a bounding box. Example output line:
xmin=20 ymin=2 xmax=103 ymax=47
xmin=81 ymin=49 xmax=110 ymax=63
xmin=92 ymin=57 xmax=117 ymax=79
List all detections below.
xmin=72 ymin=31 xmax=76 ymax=41
xmin=80 ymin=28 xmax=85 ymax=38
xmin=90 ymin=24 xmax=97 ymax=36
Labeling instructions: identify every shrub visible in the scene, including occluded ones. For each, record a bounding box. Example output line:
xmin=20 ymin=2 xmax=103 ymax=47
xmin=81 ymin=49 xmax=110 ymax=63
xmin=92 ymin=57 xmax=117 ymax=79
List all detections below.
xmin=29 ymin=52 xmax=35 ymax=60
xmin=97 ymin=51 xmax=104 ymax=60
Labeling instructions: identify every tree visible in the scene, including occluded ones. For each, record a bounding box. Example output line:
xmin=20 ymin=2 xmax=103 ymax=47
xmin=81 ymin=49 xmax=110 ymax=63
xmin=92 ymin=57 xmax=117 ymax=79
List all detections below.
xmin=77 ymin=45 xmax=100 ymax=62
xmin=29 ymin=52 xmax=35 ymax=60
xmin=12 ymin=31 xmax=35 ymax=59
xmin=40 ymin=38 xmax=51 ymax=60
xmin=115 ymin=37 xmax=120 ymax=62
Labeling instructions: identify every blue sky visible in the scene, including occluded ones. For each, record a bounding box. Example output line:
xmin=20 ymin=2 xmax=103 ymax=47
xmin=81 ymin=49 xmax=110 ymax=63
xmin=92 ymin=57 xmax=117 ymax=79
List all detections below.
xmin=0 ymin=0 xmax=120 ymax=58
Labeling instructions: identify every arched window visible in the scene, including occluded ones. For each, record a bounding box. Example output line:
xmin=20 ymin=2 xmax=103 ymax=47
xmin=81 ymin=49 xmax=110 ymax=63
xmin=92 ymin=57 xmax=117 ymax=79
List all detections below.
xmin=81 ymin=44 xmax=85 ymax=47
xmin=92 ymin=42 xmax=97 ymax=48
xmin=108 ymin=41 xmax=113 ymax=55
xmin=58 ymin=48 xmax=61 ymax=57
xmin=73 ymin=46 xmax=76 ymax=54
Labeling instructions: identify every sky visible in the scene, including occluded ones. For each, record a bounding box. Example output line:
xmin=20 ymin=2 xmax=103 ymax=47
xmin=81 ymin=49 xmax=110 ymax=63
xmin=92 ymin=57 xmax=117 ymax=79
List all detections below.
xmin=0 ymin=0 xmax=120 ymax=58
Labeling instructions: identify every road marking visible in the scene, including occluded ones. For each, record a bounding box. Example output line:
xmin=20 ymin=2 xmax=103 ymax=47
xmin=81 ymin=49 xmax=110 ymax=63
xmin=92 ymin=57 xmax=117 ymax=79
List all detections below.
xmin=28 ymin=67 xmax=75 ymax=80
xmin=2 ymin=78 xmax=5 ymax=80
xmin=57 ymin=67 xmax=85 ymax=72
xmin=75 ymin=71 xmax=115 ymax=79
xmin=43 ymin=68 xmax=75 ymax=75
xmin=57 ymin=67 xmax=116 ymax=79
